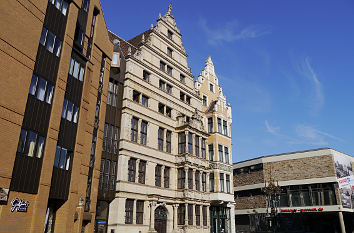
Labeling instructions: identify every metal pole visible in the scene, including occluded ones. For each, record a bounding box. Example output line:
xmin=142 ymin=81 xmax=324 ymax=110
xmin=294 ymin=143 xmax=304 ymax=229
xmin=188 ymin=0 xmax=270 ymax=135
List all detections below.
xmin=338 ymin=211 xmax=346 ymax=233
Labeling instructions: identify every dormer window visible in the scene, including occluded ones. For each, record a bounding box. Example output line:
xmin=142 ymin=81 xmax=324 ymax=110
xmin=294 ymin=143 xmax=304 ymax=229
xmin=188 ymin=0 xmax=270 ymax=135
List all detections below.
xmin=167 ymin=30 xmax=173 ymax=40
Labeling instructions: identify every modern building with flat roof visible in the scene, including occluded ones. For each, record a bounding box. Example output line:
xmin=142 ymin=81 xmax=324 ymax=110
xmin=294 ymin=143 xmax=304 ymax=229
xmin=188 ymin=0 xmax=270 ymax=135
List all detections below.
xmin=233 ymin=148 xmax=354 ymax=233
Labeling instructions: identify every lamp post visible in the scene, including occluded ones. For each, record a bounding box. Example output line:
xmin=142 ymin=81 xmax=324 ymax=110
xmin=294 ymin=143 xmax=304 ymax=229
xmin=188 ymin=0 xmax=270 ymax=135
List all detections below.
xmin=262 ymin=164 xmax=282 ymax=233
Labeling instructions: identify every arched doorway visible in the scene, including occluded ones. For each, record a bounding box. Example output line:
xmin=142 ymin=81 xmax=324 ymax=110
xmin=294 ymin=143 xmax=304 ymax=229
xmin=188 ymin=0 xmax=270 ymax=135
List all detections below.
xmin=154 ymin=206 xmax=167 ymax=233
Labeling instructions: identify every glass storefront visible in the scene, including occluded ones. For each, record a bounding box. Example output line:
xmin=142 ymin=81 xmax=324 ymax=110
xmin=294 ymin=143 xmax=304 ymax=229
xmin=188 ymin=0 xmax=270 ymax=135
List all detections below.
xmin=210 ymin=206 xmax=231 ymax=233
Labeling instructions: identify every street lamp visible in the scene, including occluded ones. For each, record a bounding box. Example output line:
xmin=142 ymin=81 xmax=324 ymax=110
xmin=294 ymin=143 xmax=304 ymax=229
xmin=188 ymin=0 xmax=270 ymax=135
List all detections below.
xmin=262 ymin=165 xmax=282 ymax=232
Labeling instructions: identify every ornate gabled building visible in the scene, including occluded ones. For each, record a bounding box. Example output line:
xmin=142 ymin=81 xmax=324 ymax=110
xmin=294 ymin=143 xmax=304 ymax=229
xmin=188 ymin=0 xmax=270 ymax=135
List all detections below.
xmin=195 ymin=56 xmax=235 ymax=233
xmin=107 ymin=5 xmax=235 ymax=233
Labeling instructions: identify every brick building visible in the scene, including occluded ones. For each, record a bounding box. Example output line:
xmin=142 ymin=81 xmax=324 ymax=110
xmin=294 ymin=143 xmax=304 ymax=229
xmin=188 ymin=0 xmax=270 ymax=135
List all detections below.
xmin=233 ymin=148 xmax=354 ymax=233
xmin=0 ymin=0 xmax=114 ymax=232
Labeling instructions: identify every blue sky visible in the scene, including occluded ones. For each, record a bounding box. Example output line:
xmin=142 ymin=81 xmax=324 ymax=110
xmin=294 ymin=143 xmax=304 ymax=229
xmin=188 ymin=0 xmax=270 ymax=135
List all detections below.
xmin=101 ymin=0 xmax=354 ymax=163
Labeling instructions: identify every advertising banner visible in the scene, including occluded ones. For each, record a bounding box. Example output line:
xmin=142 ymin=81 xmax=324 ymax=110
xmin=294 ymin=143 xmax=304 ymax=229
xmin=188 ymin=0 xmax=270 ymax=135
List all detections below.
xmin=333 ymin=152 xmax=354 ymax=208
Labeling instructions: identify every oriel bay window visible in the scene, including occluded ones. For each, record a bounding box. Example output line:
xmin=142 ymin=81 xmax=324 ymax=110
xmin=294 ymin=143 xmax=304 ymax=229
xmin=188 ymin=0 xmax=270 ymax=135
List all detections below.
xmin=130 ymin=117 xmax=138 ymax=142
xmin=164 ymin=167 xmax=170 ymax=188
xmin=125 ymin=199 xmax=134 ymax=224
xmin=201 ymin=138 xmax=206 ymax=159
xmin=208 ymin=117 xmax=213 ymax=133
xmin=155 ymin=164 xmax=162 ymax=187
xmin=226 ymin=174 xmax=230 ymax=193
xmin=17 ymin=129 xmax=45 ymax=158
xmin=195 ymin=136 xmax=200 ymax=157
xmin=218 ymin=144 xmax=224 ymax=162
xmin=178 ymin=168 xmax=185 ymax=189
xmin=224 ymin=146 xmax=229 ymax=164
xmin=195 ymin=170 xmax=200 ymax=191
xmin=188 ymin=133 xmax=193 ymax=154
xmin=53 ymin=146 xmax=71 ymax=170
xmin=158 ymin=128 xmax=164 ymax=150
xmin=223 ymin=120 xmax=228 ymax=136
xmin=136 ymin=200 xmax=144 ymax=224
xmin=178 ymin=133 xmax=186 ymax=154
xmin=128 ymin=158 xmax=136 ymax=182
xmin=188 ymin=204 xmax=193 ymax=225
xmin=166 ymin=130 xmax=171 ymax=153
xmin=210 ymin=173 xmax=215 ymax=192
xmin=138 ymin=160 xmax=146 ymax=184
xmin=140 ymin=121 xmax=147 ymax=145
xmin=209 ymin=144 xmax=214 ymax=161
xmin=177 ymin=205 xmax=185 ymax=225
xmin=195 ymin=205 xmax=200 ymax=226
xmin=188 ymin=169 xmax=193 ymax=189
xmin=29 ymin=75 xmax=54 ymax=104
xmin=217 ymin=118 xmax=222 ymax=133
xmin=220 ymin=173 xmax=225 ymax=192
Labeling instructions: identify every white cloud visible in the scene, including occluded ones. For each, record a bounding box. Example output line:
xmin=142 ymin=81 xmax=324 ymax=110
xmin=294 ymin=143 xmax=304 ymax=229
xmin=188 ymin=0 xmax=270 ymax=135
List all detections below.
xmin=296 ymin=57 xmax=324 ymax=115
xmin=292 ymin=124 xmax=343 ymax=146
xmin=199 ymin=18 xmax=271 ymax=45
xmin=265 ymin=120 xmax=280 ymax=136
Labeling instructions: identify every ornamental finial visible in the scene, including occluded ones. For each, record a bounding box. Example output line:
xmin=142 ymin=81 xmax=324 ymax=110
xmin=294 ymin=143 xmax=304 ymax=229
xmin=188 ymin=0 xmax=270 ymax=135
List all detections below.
xmin=168 ymin=4 xmax=172 ymax=14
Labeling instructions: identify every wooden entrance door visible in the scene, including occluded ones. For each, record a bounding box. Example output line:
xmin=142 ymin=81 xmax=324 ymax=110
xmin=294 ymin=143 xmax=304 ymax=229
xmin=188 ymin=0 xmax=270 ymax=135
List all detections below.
xmin=154 ymin=206 xmax=167 ymax=233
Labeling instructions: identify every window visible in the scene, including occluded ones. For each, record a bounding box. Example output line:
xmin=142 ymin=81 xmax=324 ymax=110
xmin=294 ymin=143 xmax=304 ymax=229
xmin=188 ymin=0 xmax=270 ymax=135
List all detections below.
xmin=188 ymin=133 xmax=193 ymax=154
xmin=111 ymin=161 xmax=117 ymax=190
xmin=40 ymin=27 xmax=62 ymax=57
xmin=208 ymin=117 xmax=213 ymax=133
xmin=158 ymin=103 xmax=165 ymax=114
xmin=166 ymin=130 xmax=171 ymax=153
xmin=133 ymin=90 xmax=140 ymax=103
xmin=155 ymin=165 xmax=162 ymax=187
xmin=195 ymin=170 xmax=200 ymax=191
xmin=107 ymin=79 xmax=118 ymax=107
xmin=220 ymin=173 xmax=225 ymax=192
xmin=160 ymin=61 xmax=166 ymax=72
xmin=128 ymin=158 xmax=136 ymax=182
xmin=188 ymin=204 xmax=193 ymax=225
xmin=130 ymin=117 xmax=138 ymax=142
xmin=225 ymin=146 xmax=229 ymax=164
xmin=201 ymin=139 xmax=206 ymax=159
xmin=210 ymin=83 xmax=214 ymax=92
xmin=167 ymin=30 xmax=173 ymax=40
xmin=113 ymin=127 xmax=119 ymax=154
xmin=195 ymin=136 xmax=200 ymax=157
xmin=140 ymin=121 xmax=147 ymax=145
xmin=202 ymin=173 xmax=206 ymax=192
xmin=49 ymin=0 xmax=69 ymax=16
xmin=167 ymin=47 xmax=173 ymax=57
xmin=218 ymin=144 xmax=223 ymax=162
xmin=177 ymin=205 xmax=185 ymax=225
xmin=53 ymin=145 xmax=70 ymax=170
xmin=136 ymin=200 xmax=144 ymax=224
xmin=195 ymin=205 xmax=200 ymax=226
xmin=167 ymin=66 xmax=173 ymax=76
xmin=103 ymin=160 xmax=111 ymax=189
xmin=226 ymin=174 xmax=231 ymax=193
xmin=158 ymin=128 xmax=164 ymax=151
xmin=159 ymin=80 xmax=166 ymax=91
xmin=178 ymin=133 xmax=186 ymax=154
xmin=166 ymin=106 xmax=172 ymax=118
xmin=208 ymin=144 xmax=214 ymax=161
xmin=61 ymin=99 xmax=79 ymax=123
xmin=125 ymin=199 xmax=134 ymax=224
xmin=188 ymin=169 xmax=193 ymax=189
xmin=143 ymin=70 xmax=150 ymax=82
xmin=217 ymin=118 xmax=222 ymax=133
xmin=164 ymin=167 xmax=170 ymax=188
xmin=180 ymin=92 xmax=185 ymax=101
xmin=223 ymin=120 xmax=228 ymax=136
xmin=99 ymin=159 xmax=104 ymax=189
xmin=112 ymin=53 xmax=119 ymax=65
xmin=202 ymin=95 xmax=207 ymax=106
xmin=138 ymin=160 xmax=146 ymax=184
xmin=180 ymin=74 xmax=185 ymax=83
xmin=203 ymin=206 xmax=207 ymax=226
xmin=210 ymin=173 xmax=215 ymax=192
xmin=103 ymin=124 xmax=118 ymax=154
xmin=142 ymin=95 xmax=148 ymax=107
xmin=186 ymin=96 xmax=191 ymax=105
xmin=82 ymin=0 xmax=89 ymax=11
xmin=166 ymin=84 xmax=172 ymax=94
xmin=68 ymin=57 xmax=85 ymax=81
xmin=177 ymin=168 xmax=185 ymax=189
xmin=29 ymin=75 xmax=54 ymax=104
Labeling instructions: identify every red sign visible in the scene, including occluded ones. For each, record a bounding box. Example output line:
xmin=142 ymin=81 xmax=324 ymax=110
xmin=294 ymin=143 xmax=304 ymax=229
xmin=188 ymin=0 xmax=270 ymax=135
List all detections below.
xmin=280 ymin=208 xmax=323 ymax=213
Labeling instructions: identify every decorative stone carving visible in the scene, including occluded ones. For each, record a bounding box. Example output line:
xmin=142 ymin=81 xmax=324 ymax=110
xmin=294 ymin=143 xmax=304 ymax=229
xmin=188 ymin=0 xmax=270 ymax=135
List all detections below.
xmin=188 ymin=109 xmax=205 ymax=131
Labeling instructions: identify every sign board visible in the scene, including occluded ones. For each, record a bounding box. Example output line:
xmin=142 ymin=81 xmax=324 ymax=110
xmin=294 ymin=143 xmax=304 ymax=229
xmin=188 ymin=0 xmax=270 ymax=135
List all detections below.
xmin=10 ymin=198 xmax=29 ymax=212
xmin=333 ymin=152 xmax=354 ymax=209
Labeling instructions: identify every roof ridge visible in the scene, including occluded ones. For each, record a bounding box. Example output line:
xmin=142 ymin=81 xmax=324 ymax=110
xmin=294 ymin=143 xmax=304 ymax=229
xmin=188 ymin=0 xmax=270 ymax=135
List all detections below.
xmin=108 ymin=30 xmax=138 ymax=49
